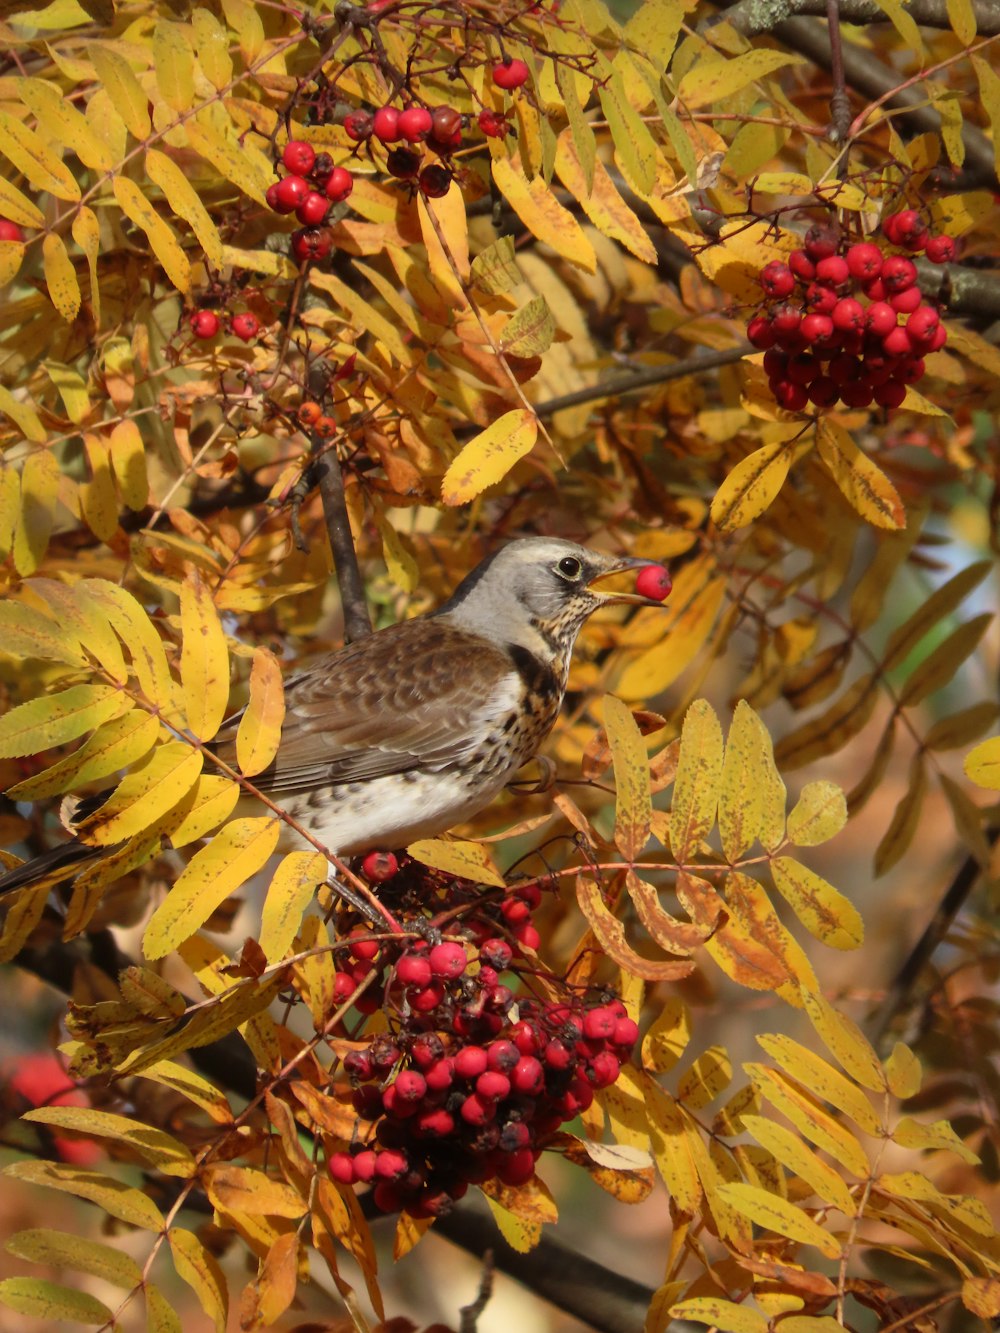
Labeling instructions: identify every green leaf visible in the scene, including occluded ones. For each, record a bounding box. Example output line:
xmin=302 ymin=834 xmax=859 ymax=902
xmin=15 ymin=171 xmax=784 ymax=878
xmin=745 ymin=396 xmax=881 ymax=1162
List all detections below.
xmin=6 ymin=1228 xmax=143 ymax=1287
xmin=897 ymin=613 xmax=992 ymax=706
xmin=882 ymin=560 xmax=992 ymax=672
xmin=0 ymin=1277 xmax=112 ymax=1325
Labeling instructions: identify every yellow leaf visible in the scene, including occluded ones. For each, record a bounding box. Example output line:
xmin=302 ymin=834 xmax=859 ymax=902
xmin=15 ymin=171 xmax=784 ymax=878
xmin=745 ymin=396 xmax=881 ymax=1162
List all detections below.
xmin=236 ymin=647 xmax=285 ymax=776
xmin=309 ymin=268 xmax=410 ymax=363
xmin=109 ymin=419 xmax=149 ymax=510
xmin=642 ymin=1076 xmax=702 ymax=1212
xmin=963 ymin=1278 xmax=1000 ymax=1319
xmin=23 ymin=1107 xmax=195 ymax=1176
xmin=441 ymin=409 xmax=538 ymax=505
xmin=0 ymin=108 xmax=80 ymax=201
xmin=3 ymin=1160 xmax=165 ymax=1231
xmin=6 ymin=1228 xmax=142 ymax=1288
xmin=815 ymin=419 xmax=905 ymax=530
xmin=143 ymin=817 xmax=280 ymax=959
xmin=678 ymin=50 xmax=805 ymax=109
xmin=0 ymin=884 xmax=51 ymax=964
xmin=168 ymin=1229 xmax=228 ymax=1333
xmin=725 ymin=872 xmax=820 ymax=1000
xmin=746 ymin=1063 xmax=870 ymax=1177
xmin=71 ymin=206 xmax=101 ymax=324
xmin=41 ymin=232 xmax=80 ymax=323
xmin=965 ymin=734 xmax=1000 ymax=789
xmin=146 ymin=148 xmax=224 ymax=270
xmin=716 ymin=1181 xmax=842 ymax=1258
xmin=604 ymin=695 xmax=651 ymax=859
xmin=19 ymin=77 xmax=114 ymax=172
xmin=492 ymin=155 xmax=596 ymax=273
xmin=153 ymin=20 xmax=196 ymax=113
xmin=0 ymin=683 xmax=127 ymax=758
xmin=876 ymin=1171 xmax=993 ymax=1234
xmin=555 ymin=62 xmax=596 ymax=195
xmin=0 ymin=1277 xmax=111 ymax=1325
xmin=786 ymin=780 xmax=846 ymax=846
xmin=668 ymin=1296 xmax=769 ymax=1333
xmin=597 ymin=63 xmax=657 ymax=194
xmin=800 ymin=990 xmax=886 ymax=1093
xmin=470 ymin=236 xmax=521 ymax=294
xmin=972 ymin=57 xmax=1000 ymax=176
xmin=641 ymin=995 xmax=691 ymax=1073
xmin=13 ymin=449 xmax=60 ymax=576
xmin=113 ymin=175 xmax=191 ymax=294
xmin=0 ymin=238 xmax=24 ymax=288
xmin=137 ymin=1060 xmax=233 ymax=1125
xmin=670 ymin=699 xmax=723 ymax=859
xmin=771 ymin=856 xmax=863 ymax=951
xmin=81 ymin=579 xmax=175 ymax=711
xmin=554 ymin=130 xmax=656 ymax=264
xmin=0 ymin=598 xmax=86 ymax=666
xmin=407 ymin=838 xmax=505 ymax=888
xmin=710 ymin=438 xmax=793 ymax=530
xmin=255 ymin=1231 xmax=300 ymax=1326
xmin=259 ymin=851 xmax=326 ymax=964
xmin=204 ymin=1165 xmax=307 ymax=1218
xmin=147 ymin=1283 xmax=182 ymax=1333
xmin=0 ymin=176 xmax=44 ymax=228
xmin=885 ymin=1041 xmax=922 ymax=1098
xmin=677 ymin=1044 xmax=732 ymax=1109
xmin=500 ymin=295 xmax=556 ymax=357
xmin=893 ymin=1116 xmax=979 ymax=1163
xmin=718 ymin=700 xmax=770 ymax=860
xmin=192 ymin=8 xmax=233 ymax=90
xmin=742 ymin=1115 xmax=856 ymax=1215
xmin=90 ymin=45 xmax=151 ymax=140
xmin=77 ymin=742 xmax=203 ymax=846
xmin=758 ymin=1033 xmax=880 ymax=1134
xmin=577 ymin=875 xmax=694 ymax=981
xmin=80 ymin=435 xmax=119 ymax=541
xmin=705 ymin=913 xmax=790 ymax=992
xmin=179 ymin=573 xmax=229 ymax=741
xmin=872 ymin=0 xmax=925 ymax=53
xmin=45 ymin=361 xmax=90 ymax=423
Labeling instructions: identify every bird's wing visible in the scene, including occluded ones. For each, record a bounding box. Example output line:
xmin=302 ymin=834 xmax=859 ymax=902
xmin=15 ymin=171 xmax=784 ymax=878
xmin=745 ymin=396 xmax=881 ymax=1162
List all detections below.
xmin=211 ymin=618 xmax=518 ymax=795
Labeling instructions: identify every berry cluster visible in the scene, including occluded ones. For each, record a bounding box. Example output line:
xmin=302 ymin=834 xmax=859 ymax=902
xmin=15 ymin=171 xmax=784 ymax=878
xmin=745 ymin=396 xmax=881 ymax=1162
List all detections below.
xmin=189 ymin=309 xmax=259 ymax=343
xmin=747 ymin=212 xmax=953 ymax=413
xmin=325 ymin=872 xmax=637 ymax=1219
xmin=265 ymin=140 xmax=353 ymax=264
xmin=342 ymin=104 xmax=458 ymax=196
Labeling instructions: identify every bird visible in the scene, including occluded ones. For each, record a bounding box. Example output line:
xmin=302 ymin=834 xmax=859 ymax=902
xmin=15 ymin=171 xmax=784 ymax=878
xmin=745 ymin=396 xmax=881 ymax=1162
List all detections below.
xmin=0 ymin=538 xmax=668 ymax=897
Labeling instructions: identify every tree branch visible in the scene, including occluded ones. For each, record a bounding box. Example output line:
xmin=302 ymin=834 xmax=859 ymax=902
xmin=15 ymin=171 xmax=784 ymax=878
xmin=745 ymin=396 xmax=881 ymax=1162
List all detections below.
xmin=533 ymin=346 xmax=751 ymax=419
xmin=719 ymin=0 xmax=1000 ymax=35
xmin=312 ymin=439 xmax=373 ymax=642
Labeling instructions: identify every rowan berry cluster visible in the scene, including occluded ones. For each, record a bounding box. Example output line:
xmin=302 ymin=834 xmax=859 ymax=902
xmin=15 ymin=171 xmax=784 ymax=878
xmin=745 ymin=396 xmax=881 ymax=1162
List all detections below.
xmin=189 ymin=308 xmax=259 ymax=343
xmin=747 ymin=212 xmax=954 ymax=413
xmin=264 ymin=140 xmax=351 ymax=264
xmin=326 ymin=867 xmax=637 ymax=1219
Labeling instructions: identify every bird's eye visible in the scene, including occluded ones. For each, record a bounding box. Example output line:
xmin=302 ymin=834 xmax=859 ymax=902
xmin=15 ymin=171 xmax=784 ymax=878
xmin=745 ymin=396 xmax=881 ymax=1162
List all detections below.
xmin=557 ymin=556 xmax=583 ymax=579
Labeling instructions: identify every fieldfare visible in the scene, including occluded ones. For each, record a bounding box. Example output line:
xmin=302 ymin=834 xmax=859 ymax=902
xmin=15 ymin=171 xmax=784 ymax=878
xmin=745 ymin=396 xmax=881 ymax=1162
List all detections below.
xmin=0 ymin=538 xmax=667 ymax=894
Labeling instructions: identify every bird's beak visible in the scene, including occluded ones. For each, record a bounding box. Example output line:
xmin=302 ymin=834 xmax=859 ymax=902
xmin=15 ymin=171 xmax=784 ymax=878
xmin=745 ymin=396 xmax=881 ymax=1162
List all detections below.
xmin=587 ymin=556 xmax=671 ymax=606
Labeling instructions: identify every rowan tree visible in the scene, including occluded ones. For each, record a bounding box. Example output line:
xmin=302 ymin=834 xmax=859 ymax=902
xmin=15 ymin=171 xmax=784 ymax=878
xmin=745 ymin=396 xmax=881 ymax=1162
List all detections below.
xmin=0 ymin=0 xmax=998 ymax=1329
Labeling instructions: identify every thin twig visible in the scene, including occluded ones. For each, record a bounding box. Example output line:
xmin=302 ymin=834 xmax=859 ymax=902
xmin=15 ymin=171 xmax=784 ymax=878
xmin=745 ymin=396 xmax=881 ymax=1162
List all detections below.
xmin=530 ymin=346 xmax=751 ymax=419
xmin=312 ymin=435 xmax=373 ymax=642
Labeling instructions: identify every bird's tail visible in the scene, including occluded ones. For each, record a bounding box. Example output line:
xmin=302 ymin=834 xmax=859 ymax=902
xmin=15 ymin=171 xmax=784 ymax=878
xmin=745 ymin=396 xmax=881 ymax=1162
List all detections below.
xmin=0 ymin=841 xmax=101 ymax=897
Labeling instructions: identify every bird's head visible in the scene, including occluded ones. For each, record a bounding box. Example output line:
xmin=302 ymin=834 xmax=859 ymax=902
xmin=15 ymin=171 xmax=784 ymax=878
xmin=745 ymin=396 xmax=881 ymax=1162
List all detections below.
xmin=436 ymin=537 xmax=669 ymax=652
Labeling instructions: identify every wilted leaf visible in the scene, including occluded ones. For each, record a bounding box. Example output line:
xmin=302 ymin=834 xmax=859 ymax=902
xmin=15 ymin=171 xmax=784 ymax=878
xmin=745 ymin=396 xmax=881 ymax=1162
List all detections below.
xmin=874 ymin=753 xmax=927 ymax=876
xmin=576 ymin=876 xmax=695 ymax=981
xmin=799 ymin=989 xmax=886 ymax=1092
xmin=500 ymin=295 xmax=556 ymax=357
xmin=775 ymin=672 xmax=879 ymax=769
xmin=91 ymin=44 xmax=151 ymax=138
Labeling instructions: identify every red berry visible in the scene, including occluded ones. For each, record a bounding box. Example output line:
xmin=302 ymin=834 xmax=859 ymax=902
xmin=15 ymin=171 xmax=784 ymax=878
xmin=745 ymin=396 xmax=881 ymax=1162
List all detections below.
xmin=774 ymin=381 xmax=809 ymax=411
xmin=282 ymin=140 xmax=316 ymax=176
xmin=415 ymin=1107 xmax=454 ymax=1137
xmin=495 ymin=1148 xmax=536 ymax=1186
xmin=396 ymin=953 xmax=432 ymax=987
xmin=425 ymin=1057 xmax=455 ymax=1091
xmin=747 ymin=314 xmax=775 ymax=349
xmin=907 ymin=305 xmax=940 ymax=343
xmin=373 ymin=107 xmax=401 ymax=142
xmin=477 ymin=109 xmax=508 ymax=138
xmin=0 ymin=218 xmax=25 ymax=242
xmin=265 ymin=182 xmax=283 ymax=211
xmin=392 ymin=1070 xmax=427 ymax=1102
xmin=882 ymin=212 xmax=904 ymax=245
xmin=544 ymin=1038 xmax=573 ymax=1070
xmin=882 ymin=326 xmax=913 ymax=357
xmin=418 ymin=164 xmax=453 ymax=198
xmin=804 ymin=223 xmax=840 ymax=260
xmin=808 ymin=376 xmax=839 ymax=408
xmin=881 ymin=255 xmax=917 ymax=292
xmin=361 ymin=850 xmax=398 ymax=882
xmin=513 ymin=921 xmax=541 ymax=950
xmin=831 ymin=297 xmax=864 ymax=332
xmin=479 ymin=938 xmax=513 ymax=970
xmin=892 ymin=208 xmax=926 ymax=243
xmin=344 ymin=111 xmax=373 ymax=142
xmin=786 ymin=353 xmax=818 ymax=386
xmin=613 ymin=1017 xmax=639 ymax=1047
xmin=840 ymin=381 xmax=874 ymax=408
xmin=924 ymin=233 xmax=956 ymax=264
xmin=460 ymin=1093 xmax=496 ymax=1125
xmin=429 ymin=941 xmax=467 ymax=979
xmin=231 ymin=313 xmax=259 ymax=342
xmin=386 ymin=147 xmax=421 ymax=178
xmin=352 ymin=1150 xmax=377 ymax=1181
xmin=512 ymin=1055 xmax=545 ymax=1094
xmin=476 ymin=1070 xmax=511 ymax=1101
xmin=296 ymin=190 xmax=330 ymax=226
xmin=874 ymin=380 xmax=907 ymax=408
xmin=409 ymin=981 xmax=446 ymax=1012
xmin=788 ymin=249 xmax=815 ymax=282
xmin=815 ymin=255 xmax=849 ymax=287
xmin=398 ymin=106 xmax=433 ymax=142
xmin=804 ymin=283 xmax=837 ymax=315
xmin=924 ymin=324 xmax=947 ymax=352
xmin=889 ymin=286 xmax=922 ymax=314
xmin=587 ymin=1050 xmax=623 ymax=1088
xmin=865 ymin=302 xmax=897 ymax=337
xmin=431 ymin=105 xmax=463 ymax=139
xmin=863 ymin=277 xmax=887 ymax=302
xmin=771 ymin=305 xmax=801 ymax=335
xmin=455 ymin=1046 xmax=489 ymax=1079
xmin=634 ymin=564 xmax=671 ymax=601
xmin=273 ymin=173 xmax=309 ymax=212
xmin=375 ymin=1149 xmax=409 ymax=1180
xmin=582 ymin=1006 xmax=617 ymax=1040
xmin=897 ymin=357 xmax=925 ymax=384
xmin=373 ymin=1182 xmax=402 ymax=1212
xmin=190 ymin=310 xmax=220 ymax=339
xmin=760 ymin=261 xmax=795 ymax=299
xmin=492 ymin=57 xmax=529 ymax=90
xmin=291 ymin=227 xmax=332 ymax=263
xmin=329 ymin=1151 xmax=355 ymax=1184
xmin=828 ymin=353 xmax=860 ymax=385
xmin=845 ymin=242 xmax=882 ymax=281
xmin=800 ymin=313 xmax=834 ymax=344
xmin=324 ymin=166 xmax=354 ymax=203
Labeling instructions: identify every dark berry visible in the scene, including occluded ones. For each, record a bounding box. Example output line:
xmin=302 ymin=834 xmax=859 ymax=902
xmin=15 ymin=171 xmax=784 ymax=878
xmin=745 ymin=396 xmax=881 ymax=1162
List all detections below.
xmin=418 ymin=164 xmax=453 ymax=198
xmin=344 ymin=111 xmax=373 ymax=142
xmin=291 ymin=227 xmax=332 ymax=263
xmin=386 ymin=147 xmax=421 ymax=178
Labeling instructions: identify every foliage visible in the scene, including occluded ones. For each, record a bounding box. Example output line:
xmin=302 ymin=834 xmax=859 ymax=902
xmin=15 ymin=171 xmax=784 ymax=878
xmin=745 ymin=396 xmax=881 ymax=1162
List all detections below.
xmin=0 ymin=0 xmax=998 ymax=1328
